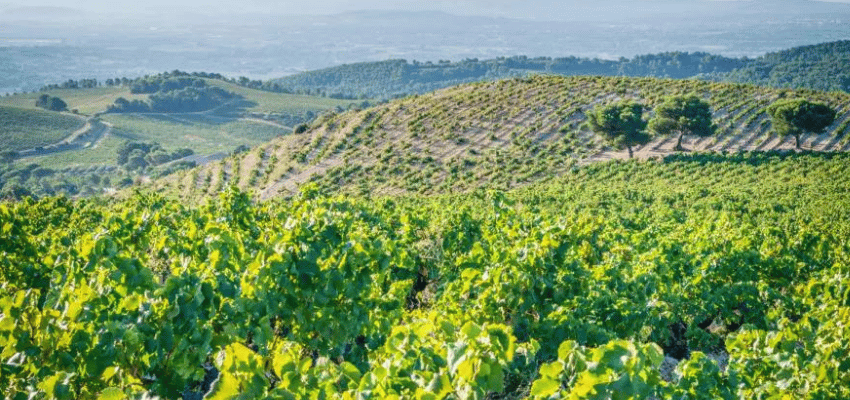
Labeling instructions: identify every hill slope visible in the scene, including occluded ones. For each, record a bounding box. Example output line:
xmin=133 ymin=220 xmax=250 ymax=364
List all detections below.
xmin=151 ymin=75 xmax=850 ymax=200
xmin=720 ymin=40 xmax=850 ymax=92
xmin=269 ymin=54 xmax=745 ymax=100
xmin=0 ymin=74 xmax=364 ymax=198
xmin=268 ymin=40 xmax=850 ymax=100
xmin=0 ymin=106 xmax=84 ymax=151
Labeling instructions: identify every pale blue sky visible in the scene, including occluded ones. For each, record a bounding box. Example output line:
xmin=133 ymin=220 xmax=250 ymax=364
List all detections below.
xmin=3 ymin=0 xmax=849 ymax=19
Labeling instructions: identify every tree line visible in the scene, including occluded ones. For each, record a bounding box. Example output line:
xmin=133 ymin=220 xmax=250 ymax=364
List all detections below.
xmin=29 ymin=40 xmax=850 ymax=105
xmin=265 ymin=54 xmax=747 ymax=100
xmin=588 ymin=95 xmax=836 ymax=156
xmin=106 ymin=73 xmax=238 ymax=114
xmin=263 ymin=40 xmax=850 ymax=100
xmin=722 ymin=40 xmax=850 ymax=92
xmin=116 ymin=141 xmax=194 ymax=170
xmin=37 ymin=71 xmax=229 ymax=93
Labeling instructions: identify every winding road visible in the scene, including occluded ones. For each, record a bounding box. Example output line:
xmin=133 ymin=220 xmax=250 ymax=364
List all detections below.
xmin=10 ymin=102 xmax=288 ymax=160
xmin=14 ymin=116 xmax=112 ymax=159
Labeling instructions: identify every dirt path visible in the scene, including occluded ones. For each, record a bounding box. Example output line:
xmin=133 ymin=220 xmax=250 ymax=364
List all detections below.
xmin=583 ymin=132 xmax=847 ymax=162
xmin=14 ymin=116 xmax=111 ymax=159
xmin=12 ymin=100 xmax=284 ymax=161
xmin=90 ymin=121 xmax=113 ymax=149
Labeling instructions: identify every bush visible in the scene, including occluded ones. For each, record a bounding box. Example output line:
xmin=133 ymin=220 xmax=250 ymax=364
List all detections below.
xmin=35 ymin=94 xmax=68 ymax=112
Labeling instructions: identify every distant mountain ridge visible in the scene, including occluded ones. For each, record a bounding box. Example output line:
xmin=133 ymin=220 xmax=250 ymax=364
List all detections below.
xmin=268 ymin=40 xmax=850 ymax=100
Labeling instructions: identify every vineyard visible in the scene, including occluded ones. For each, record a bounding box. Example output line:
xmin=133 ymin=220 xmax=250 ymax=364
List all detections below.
xmin=2 ymin=151 xmax=849 ymax=399
xmin=152 ymin=75 xmax=850 ymax=200
xmin=0 ymin=106 xmax=84 ymax=151
xmin=0 ymin=75 xmax=364 ymax=199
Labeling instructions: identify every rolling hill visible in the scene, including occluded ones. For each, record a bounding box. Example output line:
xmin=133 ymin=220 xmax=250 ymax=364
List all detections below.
xmin=268 ymin=54 xmax=745 ymax=100
xmin=0 ymin=106 xmax=84 ymax=151
xmin=267 ymin=40 xmax=850 ymax=100
xmin=0 ymin=74 xmax=365 ymax=198
xmin=721 ymin=40 xmax=850 ymax=92
xmin=150 ymin=75 xmax=850 ymax=200
xmin=0 ymin=86 xmax=149 ymax=115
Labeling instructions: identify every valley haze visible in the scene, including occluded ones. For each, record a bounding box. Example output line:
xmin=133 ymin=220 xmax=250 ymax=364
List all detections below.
xmin=1 ymin=0 xmax=850 ymax=93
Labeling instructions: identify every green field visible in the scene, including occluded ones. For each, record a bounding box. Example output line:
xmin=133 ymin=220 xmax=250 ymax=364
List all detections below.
xmin=13 ymin=114 xmax=289 ymax=168
xmin=0 ymin=76 xmax=364 ymax=198
xmin=211 ymin=79 xmax=360 ymax=114
xmin=103 ymin=113 xmax=287 ymax=152
xmin=0 ymin=87 xmax=148 ymax=115
xmin=0 ymin=79 xmax=359 ymax=117
xmin=0 ymin=106 xmax=84 ymax=151
xmin=13 ymin=135 xmax=123 ymax=169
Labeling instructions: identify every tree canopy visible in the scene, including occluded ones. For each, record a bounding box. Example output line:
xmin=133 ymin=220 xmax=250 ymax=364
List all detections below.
xmin=766 ymin=98 xmax=836 ymax=149
xmin=587 ymin=101 xmax=650 ymax=158
xmin=35 ymin=94 xmax=67 ymax=112
xmin=648 ymin=95 xmax=716 ymax=150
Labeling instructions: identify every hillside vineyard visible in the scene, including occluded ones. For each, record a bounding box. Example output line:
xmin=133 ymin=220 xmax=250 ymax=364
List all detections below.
xmin=154 ymin=75 xmax=850 ymax=200
xmin=2 ymin=152 xmax=849 ymax=398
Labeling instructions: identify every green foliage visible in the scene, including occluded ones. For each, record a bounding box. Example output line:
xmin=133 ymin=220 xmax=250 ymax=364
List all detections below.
xmin=648 ymin=95 xmax=716 ymax=150
xmin=586 ymin=101 xmax=649 ymax=157
xmin=115 ymin=141 xmax=193 ymax=171
xmin=35 ymin=94 xmax=68 ymax=112
xmin=766 ymin=98 xmax=836 ymax=148
xmin=269 ymin=40 xmax=850 ymax=101
xmin=726 ymin=270 xmax=850 ymax=399
xmin=0 ymin=106 xmax=82 ymax=151
xmin=108 ymin=86 xmax=236 ymax=113
xmin=155 ymin=75 xmax=850 ymax=199
xmin=529 ymin=340 xmax=665 ymax=399
xmin=130 ymin=76 xmax=207 ymax=94
xmin=293 ymin=123 xmax=309 ymax=134
xmin=720 ymin=40 xmax=850 ymax=92
xmin=270 ymin=53 xmax=747 ymax=100
xmin=3 ymin=152 xmax=850 ymax=398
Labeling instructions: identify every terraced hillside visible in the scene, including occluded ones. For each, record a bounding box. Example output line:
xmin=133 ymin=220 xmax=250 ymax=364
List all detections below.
xmin=152 ymin=75 xmax=850 ymax=200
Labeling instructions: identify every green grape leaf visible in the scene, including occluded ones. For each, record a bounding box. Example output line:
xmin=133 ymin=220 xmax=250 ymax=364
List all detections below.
xmin=530 ymin=377 xmax=560 ymax=397
xmin=97 ymin=387 xmax=124 ymax=400
xmin=204 ymin=372 xmax=240 ymax=400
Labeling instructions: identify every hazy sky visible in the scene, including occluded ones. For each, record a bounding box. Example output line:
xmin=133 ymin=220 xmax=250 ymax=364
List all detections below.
xmin=3 ymin=0 xmax=848 ymax=20
xmin=2 ymin=0 xmax=850 ymax=91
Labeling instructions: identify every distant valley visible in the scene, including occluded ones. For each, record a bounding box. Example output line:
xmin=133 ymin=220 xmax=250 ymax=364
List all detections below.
xmin=2 ymin=2 xmax=850 ymax=93
xmin=2 ymin=39 xmax=850 ymax=199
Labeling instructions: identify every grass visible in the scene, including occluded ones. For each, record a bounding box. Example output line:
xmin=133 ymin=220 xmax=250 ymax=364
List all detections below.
xmin=0 ymin=106 xmax=84 ymax=150
xmin=0 ymin=79 xmax=359 ymax=117
xmin=101 ymin=114 xmax=288 ymax=154
xmin=0 ymin=87 xmax=148 ymax=115
xmin=13 ymin=113 xmax=290 ymax=170
xmin=209 ymin=80 xmax=359 ymax=114
xmin=18 ymin=135 xmax=126 ymax=169
xmin=2 ymin=78 xmax=358 ymax=190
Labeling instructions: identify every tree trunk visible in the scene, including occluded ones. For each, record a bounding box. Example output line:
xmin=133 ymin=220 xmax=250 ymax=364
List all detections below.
xmin=795 ymin=134 xmax=801 ymax=149
xmin=627 ymin=146 xmax=633 ymax=158
xmin=676 ymin=133 xmax=684 ymax=151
